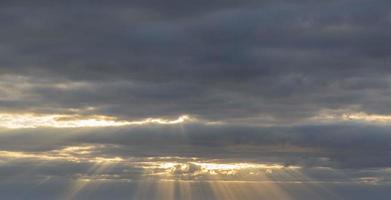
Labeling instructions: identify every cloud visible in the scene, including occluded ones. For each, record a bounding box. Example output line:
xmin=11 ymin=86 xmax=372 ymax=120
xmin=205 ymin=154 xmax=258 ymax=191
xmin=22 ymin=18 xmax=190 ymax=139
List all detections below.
xmin=0 ymin=0 xmax=390 ymax=123
xmin=0 ymin=123 xmax=390 ymax=169
xmin=0 ymin=113 xmax=193 ymax=128
xmin=1 ymin=0 xmax=391 ymax=198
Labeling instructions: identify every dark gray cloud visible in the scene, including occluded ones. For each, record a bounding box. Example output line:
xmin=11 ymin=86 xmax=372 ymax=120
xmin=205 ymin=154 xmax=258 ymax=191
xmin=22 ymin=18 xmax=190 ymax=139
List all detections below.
xmin=0 ymin=0 xmax=391 ymax=122
xmin=1 ymin=0 xmax=391 ymax=198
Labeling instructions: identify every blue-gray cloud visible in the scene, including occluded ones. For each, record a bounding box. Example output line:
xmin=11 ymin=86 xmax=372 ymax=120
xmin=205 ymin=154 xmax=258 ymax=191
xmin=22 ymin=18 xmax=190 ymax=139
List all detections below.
xmin=0 ymin=0 xmax=390 ymax=121
xmin=1 ymin=0 xmax=391 ymax=199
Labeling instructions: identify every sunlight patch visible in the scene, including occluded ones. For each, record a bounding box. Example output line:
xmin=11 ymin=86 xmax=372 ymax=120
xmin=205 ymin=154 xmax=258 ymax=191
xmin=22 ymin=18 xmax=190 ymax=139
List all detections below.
xmin=312 ymin=109 xmax=391 ymax=124
xmin=142 ymin=161 xmax=300 ymax=179
xmin=0 ymin=113 xmax=194 ymax=129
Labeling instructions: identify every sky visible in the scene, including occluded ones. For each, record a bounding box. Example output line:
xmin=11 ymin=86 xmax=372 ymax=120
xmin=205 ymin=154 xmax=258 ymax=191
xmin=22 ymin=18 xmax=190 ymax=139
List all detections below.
xmin=1 ymin=0 xmax=391 ymax=199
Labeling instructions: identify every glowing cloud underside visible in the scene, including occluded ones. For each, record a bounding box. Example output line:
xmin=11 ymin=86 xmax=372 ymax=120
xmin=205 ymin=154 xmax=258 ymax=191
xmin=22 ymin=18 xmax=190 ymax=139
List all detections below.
xmin=0 ymin=113 xmax=193 ymax=129
xmin=313 ymin=110 xmax=391 ymax=124
xmin=1 ymin=110 xmax=390 ymax=129
xmin=0 ymin=146 xmax=299 ymax=179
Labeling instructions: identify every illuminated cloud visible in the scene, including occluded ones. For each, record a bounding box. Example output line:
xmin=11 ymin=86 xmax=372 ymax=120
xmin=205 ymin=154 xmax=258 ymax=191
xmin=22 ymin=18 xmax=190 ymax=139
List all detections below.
xmin=0 ymin=145 xmax=124 ymax=163
xmin=0 ymin=113 xmax=194 ymax=129
xmin=312 ymin=109 xmax=391 ymax=124
xmin=1 ymin=0 xmax=391 ymax=199
xmin=150 ymin=161 xmax=300 ymax=179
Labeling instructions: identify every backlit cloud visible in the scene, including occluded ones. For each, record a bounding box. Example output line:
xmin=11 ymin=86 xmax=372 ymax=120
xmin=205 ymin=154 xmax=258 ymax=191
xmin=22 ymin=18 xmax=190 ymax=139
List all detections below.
xmin=1 ymin=0 xmax=391 ymax=199
xmin=0 ymin=113 xmax=194 ymax=128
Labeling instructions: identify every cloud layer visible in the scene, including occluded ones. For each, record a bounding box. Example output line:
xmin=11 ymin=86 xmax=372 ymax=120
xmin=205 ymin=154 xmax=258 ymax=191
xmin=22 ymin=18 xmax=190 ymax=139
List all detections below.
xmin=1 ymin=0 xmax=391 ymax=123
xmin=1 ymin=0 xmax=391 ymax=199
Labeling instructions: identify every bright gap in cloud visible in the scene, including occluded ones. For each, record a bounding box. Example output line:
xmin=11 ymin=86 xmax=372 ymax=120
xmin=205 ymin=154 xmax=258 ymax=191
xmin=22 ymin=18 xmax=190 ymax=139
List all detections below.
xmin=0 ymin=113 xmax=194 ymax=129
xmin=151 ymin=161 xmax=300 ymax=177
xmin=313 ymin=110 xmax=391 ymax=124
